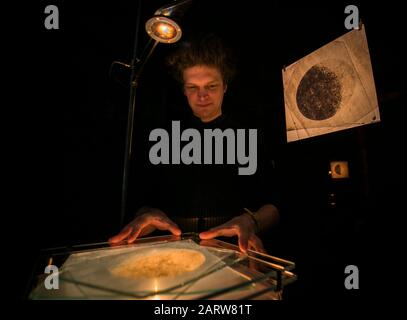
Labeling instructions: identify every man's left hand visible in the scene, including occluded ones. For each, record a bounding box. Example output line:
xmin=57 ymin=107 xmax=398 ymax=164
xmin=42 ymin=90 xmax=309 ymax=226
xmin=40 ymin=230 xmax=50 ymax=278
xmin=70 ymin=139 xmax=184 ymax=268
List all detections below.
xmin=199 ymin=213 xmax=266 ymax=253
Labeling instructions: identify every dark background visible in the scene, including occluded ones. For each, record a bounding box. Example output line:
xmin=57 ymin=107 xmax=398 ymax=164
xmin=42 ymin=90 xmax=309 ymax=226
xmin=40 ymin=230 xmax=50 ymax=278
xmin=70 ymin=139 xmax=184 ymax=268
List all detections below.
xmin=23 ymin=0 xmax=405 ymax=301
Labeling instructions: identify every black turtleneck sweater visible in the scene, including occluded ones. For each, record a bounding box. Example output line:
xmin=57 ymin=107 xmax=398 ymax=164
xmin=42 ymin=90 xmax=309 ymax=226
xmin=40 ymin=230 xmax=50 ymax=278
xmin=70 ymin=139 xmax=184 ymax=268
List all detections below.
xmin=131 ymin=114 xmax=277 ymax=233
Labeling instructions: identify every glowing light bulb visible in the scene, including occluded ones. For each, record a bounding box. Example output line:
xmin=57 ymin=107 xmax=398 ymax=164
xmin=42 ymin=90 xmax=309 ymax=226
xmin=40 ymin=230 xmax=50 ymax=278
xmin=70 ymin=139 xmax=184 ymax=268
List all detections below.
xmin=155 ymin=22 xmax=176 ymax=39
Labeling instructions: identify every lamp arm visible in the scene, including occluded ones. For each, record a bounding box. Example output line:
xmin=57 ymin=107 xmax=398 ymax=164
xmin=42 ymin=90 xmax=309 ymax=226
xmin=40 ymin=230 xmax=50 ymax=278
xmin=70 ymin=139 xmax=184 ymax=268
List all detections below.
xmin=154 ymin=0 xmax=192 ymax=17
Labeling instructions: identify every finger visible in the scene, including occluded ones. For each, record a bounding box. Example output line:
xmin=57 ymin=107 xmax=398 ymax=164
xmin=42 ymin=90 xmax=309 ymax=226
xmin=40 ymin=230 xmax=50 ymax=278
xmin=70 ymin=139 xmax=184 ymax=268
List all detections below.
xmin=127 ymin=216 xmax=163 ymax=243
xmin=131 ymin=217 xmax=181 ymax=241
xmin=249 ymin=235 xmax=267 ymax=254
xmin=169 ymin=225 xmax=182 ymax=236
xmin=150 ymin=218 xmax=182 ymax=236
xmin=108 ymin=227 xmax=132 ymax=244
xmin=127 ymin=224 xmax=145 ymax=243
xmin=160 ymin=219 xmax=182 ymax=236
xmin=109 ymin=242 xmax=123 ymax=247
xmin=199 ymin=226 xmax=236 ymax=240
xmin=238 ymin=230 xmax=250 ymax=253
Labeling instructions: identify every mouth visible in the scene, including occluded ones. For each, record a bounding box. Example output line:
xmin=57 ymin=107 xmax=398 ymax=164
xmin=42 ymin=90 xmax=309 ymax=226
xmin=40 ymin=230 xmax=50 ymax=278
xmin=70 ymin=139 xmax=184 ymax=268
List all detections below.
xmin=196 ymin=103 xmax=212 ymax=108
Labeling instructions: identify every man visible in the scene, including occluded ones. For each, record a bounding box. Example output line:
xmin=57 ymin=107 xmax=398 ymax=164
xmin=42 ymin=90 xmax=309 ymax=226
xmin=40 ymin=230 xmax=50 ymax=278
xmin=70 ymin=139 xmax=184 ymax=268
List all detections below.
xmin=109 ymin=34 xmax=279 ymax=253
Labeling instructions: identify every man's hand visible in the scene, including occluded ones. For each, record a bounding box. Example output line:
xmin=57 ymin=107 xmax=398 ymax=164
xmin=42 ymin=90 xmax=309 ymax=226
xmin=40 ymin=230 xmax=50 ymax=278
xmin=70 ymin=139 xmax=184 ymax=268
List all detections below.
xmin=199 ymin=213 xmax=266 ymax=253
xmin=108 ymin=208 xmax=181 ymax=244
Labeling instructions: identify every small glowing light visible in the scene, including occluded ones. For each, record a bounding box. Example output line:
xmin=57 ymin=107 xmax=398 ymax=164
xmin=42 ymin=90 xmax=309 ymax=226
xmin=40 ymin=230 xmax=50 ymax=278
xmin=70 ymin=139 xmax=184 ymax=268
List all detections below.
xmin=330 ymin=161 xmax=349 ymax=179
xmin=152 ymin=279 xmax=161 ymax=300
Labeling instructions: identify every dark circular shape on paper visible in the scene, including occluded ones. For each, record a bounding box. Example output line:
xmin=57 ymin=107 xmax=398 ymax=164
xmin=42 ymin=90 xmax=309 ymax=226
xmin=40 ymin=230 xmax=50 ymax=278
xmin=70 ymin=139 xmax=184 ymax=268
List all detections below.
xmin=296 ymin=64 xmax=342 ymax=120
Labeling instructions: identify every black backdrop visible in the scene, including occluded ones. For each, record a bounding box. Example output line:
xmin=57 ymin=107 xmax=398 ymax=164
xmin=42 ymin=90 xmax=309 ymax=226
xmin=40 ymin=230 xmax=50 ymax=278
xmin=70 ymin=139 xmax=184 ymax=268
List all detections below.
xmin=24 ymin=0 xmax=405 ymax=302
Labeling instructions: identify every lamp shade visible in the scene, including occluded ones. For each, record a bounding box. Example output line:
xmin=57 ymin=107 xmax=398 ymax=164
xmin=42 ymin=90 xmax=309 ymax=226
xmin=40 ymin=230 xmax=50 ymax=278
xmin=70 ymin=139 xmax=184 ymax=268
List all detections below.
xmin=145 ymin=0 xmax=192 ymax=44
xmin=145 ymin=16 xmax=182 ymax=43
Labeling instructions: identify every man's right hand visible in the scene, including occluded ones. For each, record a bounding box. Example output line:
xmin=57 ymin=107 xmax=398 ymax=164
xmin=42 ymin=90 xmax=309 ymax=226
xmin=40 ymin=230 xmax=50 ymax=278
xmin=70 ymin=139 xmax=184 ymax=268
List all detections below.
xmin=108 ymin=208 xmax=182 ymax=244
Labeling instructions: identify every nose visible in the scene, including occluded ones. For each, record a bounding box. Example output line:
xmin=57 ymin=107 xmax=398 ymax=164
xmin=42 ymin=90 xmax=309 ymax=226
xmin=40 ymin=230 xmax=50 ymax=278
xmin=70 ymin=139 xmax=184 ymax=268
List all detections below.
xmin=197 ymin=88 xmax=209 ymax=100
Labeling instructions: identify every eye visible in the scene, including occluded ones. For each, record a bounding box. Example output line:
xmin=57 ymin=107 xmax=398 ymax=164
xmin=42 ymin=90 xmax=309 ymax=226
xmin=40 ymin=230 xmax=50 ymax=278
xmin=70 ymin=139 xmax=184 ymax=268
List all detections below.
xmin=207 ymin=84 xmax=218 ymax=90
xmin=185 ymin=86 xmax=197 ymax=92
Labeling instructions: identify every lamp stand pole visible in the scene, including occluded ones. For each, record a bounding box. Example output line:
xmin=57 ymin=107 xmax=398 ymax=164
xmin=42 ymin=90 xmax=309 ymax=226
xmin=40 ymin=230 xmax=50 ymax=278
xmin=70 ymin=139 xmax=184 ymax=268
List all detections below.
xmin=118 ymin=0 xmax=190 ymax=230
xmin=119 ymin=17 xmax=159 ymax=229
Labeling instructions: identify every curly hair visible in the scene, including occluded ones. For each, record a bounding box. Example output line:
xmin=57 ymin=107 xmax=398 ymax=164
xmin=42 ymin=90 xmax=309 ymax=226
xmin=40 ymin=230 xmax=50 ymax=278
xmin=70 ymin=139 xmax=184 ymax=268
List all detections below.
xmin=166 ymin=34 xmax=236 ymax=86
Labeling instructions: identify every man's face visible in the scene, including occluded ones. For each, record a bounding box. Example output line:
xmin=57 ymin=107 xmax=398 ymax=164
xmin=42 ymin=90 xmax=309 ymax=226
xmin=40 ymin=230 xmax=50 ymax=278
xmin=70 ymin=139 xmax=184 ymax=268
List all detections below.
xmin=183 ymin=65 xmax=226 ymax=122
